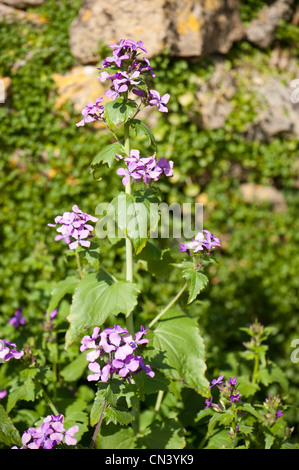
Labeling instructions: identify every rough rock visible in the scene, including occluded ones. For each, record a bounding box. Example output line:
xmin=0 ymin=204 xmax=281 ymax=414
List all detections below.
xmin=247 ymin=77 xmax=299 ymax=141
xmin=0 ymin=2 xmax=48 ymax=22
xmin=194 ymin=57 xmax=237 ymax=129
xmin=0 ymin=76 xmax=12 ymax=103
xmin=0 ymin=0 xmax=45 ymax=8
xmin=240 ymin=183 xmax=287 ymax=212
xmin=51 ymin=66 xmax=108 ymax=114
xmin=245 ymin=0 xmax=294 ymax=48
xmin=69 ymin=0 xmax=244 ymax=64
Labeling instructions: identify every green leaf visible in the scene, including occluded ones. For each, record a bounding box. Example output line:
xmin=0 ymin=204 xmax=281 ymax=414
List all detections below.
xmin=104 ymin=98 xmax=138 ymax=129
xmin=136 ymin=242 xmax=174 ymax=280
xmin=60 ymin=352 xmax=88 ymax=382
xmin=65 ymin=270 xmax=139 ymax=348
xmin=264 ymin=432 xmax=275 ymax=449
xmin=140 ymin=419 xmax=185 ymax=449
xmin=6 ymin=368 xmax=39 ymax=413
xmin=150 ymin=308 xmax=210 ymax=396
xmin=0 ymin=405 xmax=22 ymax=447
xmin=180 ymin=261 xmax=209 ymax=304
xmin=90 ymin=142 xmax=126 ymax=169
xmin=182 ymin=268 xmax=209 ymax=304
xmin=47 ymin=276 xmax=80 ymax=314
xmin=108 ymin=189 xmax=161 ymax=254
xmin=96 ymin=425 xmax=136 ymax=449
xmin=105 ymin=407 xmax=135 ymax=426
xmin=129 ymin=118 xmax=157 ymax=151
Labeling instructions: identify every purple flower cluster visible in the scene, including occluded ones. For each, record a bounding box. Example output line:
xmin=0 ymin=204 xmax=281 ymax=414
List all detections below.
xmin=80 ymin=324 xmax=155 ymax=383
xmin=262 ymin=394 xmax=284 ymax=426
xmin=8 ymin=307 xmax=26 ymax=328
xmin=76 ymin=39 xmax=170 ymax=127
xmin=115 ymin=149 xmax=173 ymax=186
xmin=205 ymin=375 xmax=241 ymax=410
xmin=48 ymin=204 xmax=98 ymax=250
xmin=76 ymin=97 xmax=104 ymax=127
xmin=0 ymin=339 xmax=24 ymax=362
xmin=179 ymin=230 xmax=220 ymax=255
xmin=12 ymin=414 xmax=79 ymax=449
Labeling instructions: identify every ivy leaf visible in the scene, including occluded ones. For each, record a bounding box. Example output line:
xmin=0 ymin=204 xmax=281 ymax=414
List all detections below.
xmin=65 ymin=270 xmax=139 ymax=348
xmin=90 ymin=142 xmax=126 ymax=169
xmin=0 ymin=405 xmax=22 ymax=447
xmin=104 ymin=98 xmax=138 ymax=129
xmin=150 ymin=308 xmax=210 ymax=396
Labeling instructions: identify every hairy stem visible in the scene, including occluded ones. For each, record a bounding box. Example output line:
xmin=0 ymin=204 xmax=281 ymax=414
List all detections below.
xmin=89 ymin=399 xmax=108 ymax=449
xmin=124 ymin=121 xmax=134 ymax=334
xmin=148 ymin=282 xmax=188 ymax=329
xmin=75 ymin=251 xmax=83 ymax=279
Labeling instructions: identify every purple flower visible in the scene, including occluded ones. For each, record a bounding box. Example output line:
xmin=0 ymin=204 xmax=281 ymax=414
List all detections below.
xmin=0 ymin=339 xmax=24 ymax=362
xmin=180 ymin=230 xmax=221 ymax=255
xmin=112 ymin=354 xmax=141 ymax=378
xmin=14 ymin=414 xmax=79 ymax=449
xmin=76 ymin=97 xmax=104 ymax=127
xmin=230 ymin=391 xmax=241 ymax=403
xmin=148 ymin=89 xmax=170 ymax=112
xmin=8 ymin=307 xmax=26 ymax=328
xmin=81 ymin=324 xmax=154 ymax=383
xmin=0 ymin=389 xmax=7 ymax=400
xmin=209 ymin=375 xmax=224 ymax=389
xmin=229 ymin=377 xmax=238 ymax=386
xmin=205 ymin=397 xmax=213 ymax=408
xmin=48 ymin=205 xmax=98 ymax=250
xmin=115 ymin=150 xmax=174 ymax=186
xmin=276 ymin=409 xmax=284 ymax=419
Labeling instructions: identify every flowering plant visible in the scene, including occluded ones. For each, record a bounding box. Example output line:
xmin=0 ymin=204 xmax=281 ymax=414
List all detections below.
xmin=0 ymin=38 xmax=296 ymax=451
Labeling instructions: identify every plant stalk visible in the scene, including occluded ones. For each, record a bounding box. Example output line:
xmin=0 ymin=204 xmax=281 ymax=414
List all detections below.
xmin=89 ymin=399 xmax=108 ymax=449
xmin=149 ymin=281 xmax=188 ymax=329
xmin=124 ymin=121 xmax=134 ymax=334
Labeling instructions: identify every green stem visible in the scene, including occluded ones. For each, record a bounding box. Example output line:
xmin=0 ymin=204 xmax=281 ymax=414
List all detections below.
xmin=148 ymin=282 xmax=188 ymax=329
xmin=124 ymin=121 xmax=134 ymax=334
xmin=41 ymin=385 xmax=60 ymax=416
xmin=75 ymin=251 xmax=83 ymax=279
xmin=154 ymin=390 xmax=164 ymax=412
xmin=252 ymin=355 xmax=259 ymax=385
xmin=89 ymin=399 xmax=108 ymax=449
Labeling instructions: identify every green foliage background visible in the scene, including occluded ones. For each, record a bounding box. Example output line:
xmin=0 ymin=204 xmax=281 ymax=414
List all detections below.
xmin=0 ymin=0 xmax=298 ymax=445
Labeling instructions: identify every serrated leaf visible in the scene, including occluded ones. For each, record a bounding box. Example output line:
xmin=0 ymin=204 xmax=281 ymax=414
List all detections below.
xmin=151 ymin=308 xmax=209 ymax=396
xmin=141 ymin=419 xmax=185 ymax=449
xmin=0 ymin=405 xmax=22 ymax=447
xmin=47 ymin=276 xmax=80 ymax=314
xmin=96 ymin=425 xmax=136 ymax=449
xmin=91 ymin=142 xmax=126 ymax=169
xmin=6 ymin=368 xmax=39 ymax=413
xmin=65 ymin=270 xmax=139 ymax=348
xmin=60 ymin=352 xmax=88 ymax=382
xmin=129 ymin=118 xmax=157 ymax=151
xmin=182 ymin=267 xmax=209 ymax=304
xmin=105 ymin=407 xmax=135 ymax=426
xmin=107 ymin=189 xmax=160 ymax=254
xmin=104 ymin=98 xmax=138 ymax=129
xmin=136 ymin=242 xmax=174 ymax=279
